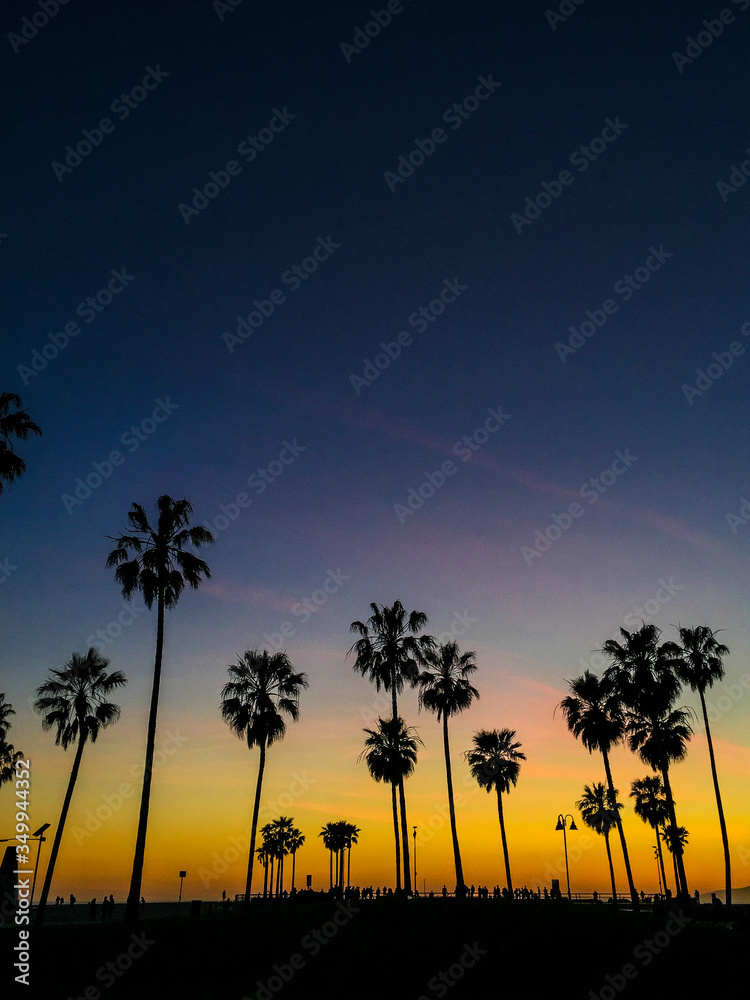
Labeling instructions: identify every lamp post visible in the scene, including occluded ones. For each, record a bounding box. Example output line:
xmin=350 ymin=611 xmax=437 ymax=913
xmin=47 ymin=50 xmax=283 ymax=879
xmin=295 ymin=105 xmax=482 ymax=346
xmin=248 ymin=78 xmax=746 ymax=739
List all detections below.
xmin=178 ymin=870 xmax=186 ymax=904
xmin=412 ymin=826 xmax=417 ymax=895
xmin=30 ymin=824 xmax=50 ymax=908
xmin=555 ymin=813 xmax=577 ymax=900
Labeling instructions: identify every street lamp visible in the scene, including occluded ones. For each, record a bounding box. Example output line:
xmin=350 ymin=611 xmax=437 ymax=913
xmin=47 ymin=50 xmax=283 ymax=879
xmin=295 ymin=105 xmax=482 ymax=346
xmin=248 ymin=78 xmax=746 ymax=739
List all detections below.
xmin=31 ymin=824 xmax=50 ymax=908
xmin=412 ymin=826 xmax=417 ymax=895
xmin=178 ymin=870 xmax=186 ymax=904
xmin=555 ymin=813 xmax=577 ymax=899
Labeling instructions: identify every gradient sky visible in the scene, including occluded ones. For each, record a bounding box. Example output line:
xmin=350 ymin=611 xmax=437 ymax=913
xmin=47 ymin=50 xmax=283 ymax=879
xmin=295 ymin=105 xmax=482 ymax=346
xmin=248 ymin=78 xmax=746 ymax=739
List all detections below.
xmin=2 ymin=0 xmax=750 ymax=902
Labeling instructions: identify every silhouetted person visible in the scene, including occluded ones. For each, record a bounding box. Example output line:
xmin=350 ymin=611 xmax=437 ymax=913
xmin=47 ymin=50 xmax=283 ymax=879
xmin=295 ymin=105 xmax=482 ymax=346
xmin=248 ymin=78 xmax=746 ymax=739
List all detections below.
xmin=693 ymin=889 xmax=700 ymax=903
xmin=593 ymin=890 xmax=598 ymax=903
xmin=69 ymin=894 xmax=76 ymax=907
xmin=711 ymin=893 xmax=723 ymax=907
xmin=89 ymin=898 xmax=97 ymax=921
xmin=441 ymin=885 xmax=447 ymax=898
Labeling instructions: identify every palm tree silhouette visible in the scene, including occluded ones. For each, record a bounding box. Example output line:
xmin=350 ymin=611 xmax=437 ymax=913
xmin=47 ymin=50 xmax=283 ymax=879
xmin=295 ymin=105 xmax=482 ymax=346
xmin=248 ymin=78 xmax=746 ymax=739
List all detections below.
xmin=318 ymin=822 xmax=338 ymax=890
xmin=0 ymin=694 xmax=22 ymax=788
xmin=33 ymin=648 xmax=126 ymax=925
xmin=220 ymin=650 xmax=307 ymax=906
xmin=576 ymin=782 xmax=622 ymax=899
xmin=343 ymin=822 xmax=360 ymax=889
xmin=465 ymin=729 xmax=525 ymax=895
xmin=558 ymin=671 xmax=639 ymax=905
xmin=271 ymin=816 xmax=293 ymax=894
xmin=256 ymin=844 xmax=271 ymax=898
xmin=630 ymin=775 xmax=670 ymax=894
xmin=418 ymin=640 xmax=479 ymax=893
xmin=288 ymin=827 xmax=305 ymax=891
xmin=359 ymin=717 xmax=422 ymax=890
xmin=0 ymin=693 xmax=15 ymax=741
xmin=349 ymin=601 xmax=433 ymax=892
xmin=0 ymin=391 xmax=41 ymax=496
xmin=675 ymin=625 xmax=732 ymax=905
xmin=603 ymin=623 xmax=692 ymax=900
xmin=661 ymin=823 xmax=689 ymax=892
xmin=107 ymin=495 xmax=213 ymax=921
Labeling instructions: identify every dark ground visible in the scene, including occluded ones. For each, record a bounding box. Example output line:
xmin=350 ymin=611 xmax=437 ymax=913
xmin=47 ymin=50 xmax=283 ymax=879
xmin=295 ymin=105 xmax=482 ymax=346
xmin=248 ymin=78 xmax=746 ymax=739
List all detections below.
xmin=2 ymin=898 xmax=747 ymax=1000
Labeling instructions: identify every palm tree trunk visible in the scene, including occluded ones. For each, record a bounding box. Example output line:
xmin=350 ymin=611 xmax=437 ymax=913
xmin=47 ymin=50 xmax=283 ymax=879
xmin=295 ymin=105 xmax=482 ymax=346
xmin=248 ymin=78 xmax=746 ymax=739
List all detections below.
xmin=329 ymin=848 xmax=333 ymax=890
xmin=390 ymin=779 xmax=401 ymax=889
xmin=655 ymin=828 xmax=669 ymax=895
xmin=601 ymin=748 xmax=638 ymax=905
xmin=495 ymin=787 xmax=513 ymax=894
xmin=125 ymin=590 xmax=165 ymax=922
xmin=347 ymin=843 xmax=351 ymax=888
xmin=398 ymin=776 xmax=412 ymax=893
xmin=291 ymin=850 xmax=296 ymax=891
xmin=263 ymin=857 xmax=269 ymax=898
xmin=700 ymin=691 xmax=732 ymax=906
xmin=244 ymin=739 xmax=266 ymax=906
xmin=35 ymin=734 xmax=87 ymax=926
xmin=660 ymin=762 xmax=688 ymax=898
xmin=604 ymin=831 xmax=617 ymax=899
xmin=276 ymin=854 xmax=281 ymax=896
xmin=269 ymin=855 xmax=274 ymax=898
xmin=442 ymin=713 xmax=465 ymax=891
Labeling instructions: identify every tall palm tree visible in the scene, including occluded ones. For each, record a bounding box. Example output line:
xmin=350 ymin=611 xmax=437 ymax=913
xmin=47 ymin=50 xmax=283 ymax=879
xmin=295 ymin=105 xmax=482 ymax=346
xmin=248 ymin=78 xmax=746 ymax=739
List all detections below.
xmin=359 ymin=717 xmax=422 ymax=890
xmin=33 ymin=649 xmax=126 ymax=925
xmin=343 ymin=822 xmax=360 ymax=889
xmin=0 ymin=391 xmax=41 ymax=496
xmin=288 ymin=828 xmax=305 ymax=891
xmin=418 ymin=641 xmax=479 ymax=893
xmin=630 ymin=775 xmax=670 ymax=895
xmin=558 ymin=671 xmax=639 ymax=905
xmin=625 ymin=704 xmax=693 ymax=899
xmin=107 ymin=495 xmax=213 ymax=922
xmin=576 ymin=782 xmax=622 ymax=899
xmin=675 ymin=625 xmax=732 ymax=905
xmin=220 ymin=650 xmax=307 ymax=907
xmin=465 ymin=729 xmax=525 ymax=895
xmin=349 ymin=601 xmax=434 ymax=892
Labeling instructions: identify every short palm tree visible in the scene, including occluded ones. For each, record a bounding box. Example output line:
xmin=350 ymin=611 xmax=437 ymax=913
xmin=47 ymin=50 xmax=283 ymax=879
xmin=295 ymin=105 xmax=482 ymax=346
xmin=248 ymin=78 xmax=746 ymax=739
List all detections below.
xmin=418 ymin=641 xmax=479 ymax=893
xmin=0 ymin=391 xmax=41 ymax=495
xmin=661 ymin=823 xmax=689 ymax=891
xmin=343 ymin=822 xmax=360 ymax=888
xmin=359 ymin=717 xmax=422 ymax=890
xmin=349 ymin=601 xmax=434 ymax=892
xmin=630 ymin=775 xmax=670 ymax=894
xmin=257 ymin=845 xmax=271 ymax=898
xmin=465 ymin=729 xmax=525 ymax=894
xmin=0 ymin=694 xmax=21 ymax=789
xmin=319 ymin=822 xmax=338 ymax=890
xmin=576 ymin=782 xmax=622 ymax=899
xmin=220 ymin=650 xmax=308 ymax=906
xmin=288 ymin=828 xmax=305 ymax=891
xmin=675 ymin=625 xmax=732 ymax=905
xmin=558 ymin=671 xmax=639 ymax=905
xmin=33 ymin=648 xmax=126 ymax=925
xmin=107 ymin=495 xmax=213 ymax=921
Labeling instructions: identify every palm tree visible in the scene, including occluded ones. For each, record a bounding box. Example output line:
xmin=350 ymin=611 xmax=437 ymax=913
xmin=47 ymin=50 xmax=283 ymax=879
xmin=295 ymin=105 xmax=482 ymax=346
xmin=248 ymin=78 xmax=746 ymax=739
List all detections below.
xmin=260 ymin=823 xmax=277 ymax=897
xmin=344 ymin=822 xmax=360 ymax=889
xmin=33 ymin=648 xmax=126 ymax=925
xmin=257 ymin=845 xmax=271 ymax=898
xmin=625 ymin=704 xmax=693 ymax=899
xmin=558 ymin=671 xmax=639 ymax=905
xmin=0 ymin=693 xmax=15 ymax=741
xmin=319 ymin=822 xmax=338 ymax=890
xmin=0 ymin=694 xmax=21 ymax=789
xmin=349 ymin=601 xmax=433 ymax=892
xmin=220 ymin=650 xmax=308 ymax=907
xmin=0 ymin=391 xmax=41 ymax=496
xmin=465 ymin=729 xmax=525 ymax=894
xmin=288 ymin=828 xmax=305 ymax=891
xmin=418 ymin=641 xmax=479 ymax=893
xmin=576 ymin=782 xmax=622 ymax=899
xmin=107 ymin=495 xmax=213 ymax=922
xmin=675 ymin=625 xmax=732 ymax=905
xmin=661 ymin=823 xmax=689 ymax=892
xmin=270 ymin=816 xmax=293 ymax=894
xmin=630 ymin=776 xmax=670 ymax=894
xmin=359 ymin=717 xmax=422 ymax=890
